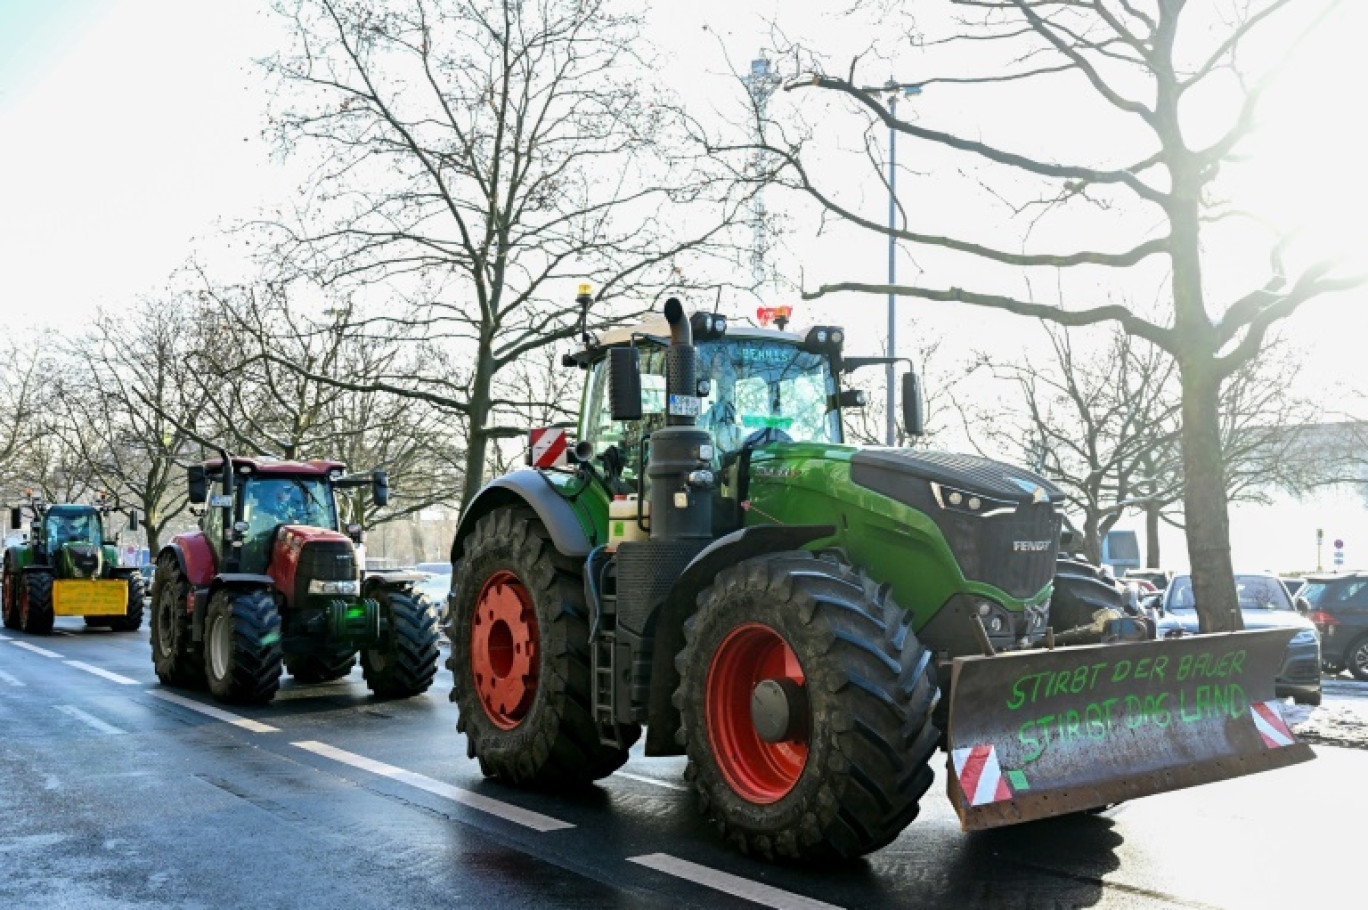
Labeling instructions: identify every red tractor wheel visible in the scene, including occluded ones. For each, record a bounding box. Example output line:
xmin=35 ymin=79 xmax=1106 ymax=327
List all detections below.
xmin=705 ymin=623 xmax=808 ymax=804
xmin=470 ymin=570 xmax=539 ymax=729
xmin=676 ymin=551 xmax=941 ymax=861
xmin=449 ymin=507 xmax=638 ymax=786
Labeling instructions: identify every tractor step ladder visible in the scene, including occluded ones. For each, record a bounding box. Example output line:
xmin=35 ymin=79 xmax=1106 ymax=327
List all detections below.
xmin=592 ymin=630 xmax=629 ymax=749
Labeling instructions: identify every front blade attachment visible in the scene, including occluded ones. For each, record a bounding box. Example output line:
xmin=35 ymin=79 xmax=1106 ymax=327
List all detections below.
xmin=946 ymin=628 xmax=1314 ymax=831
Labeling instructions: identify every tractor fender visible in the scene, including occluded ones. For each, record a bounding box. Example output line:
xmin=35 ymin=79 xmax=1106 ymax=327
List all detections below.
xmin=641 ymin=523 xmax=836 ymax=756
xmin=165 ymin=533 xmax=215 ymax=588
xmin=450 ymin=470 xmax=595 ymax=565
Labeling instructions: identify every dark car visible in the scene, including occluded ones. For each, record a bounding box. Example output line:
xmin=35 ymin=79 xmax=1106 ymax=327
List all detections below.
xmin=1302 ymin=571 xmax=1368 ymax=680
xmin=1156 ymin=573 xmax=1322 ymax=705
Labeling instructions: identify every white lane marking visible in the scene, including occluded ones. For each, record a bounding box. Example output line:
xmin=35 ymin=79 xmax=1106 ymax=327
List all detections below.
xmin=0 ymin=632 xmax=11 ymax=640
xmin=629 ymin=853 xmax=843 ymax=910
xmin=55 ymin=705 xmax=124 ymax=735
xmin=65 ymin=661 xmax=139 ymax=685
xmin=292 ymin=740 xmax=573 ymax=833
xmin=0 ymin=668 xmax=25 ymax=687
xmin=147 ymin=690 xmax=280 ymax=733
xmin=11 ymin=641 xmax=61 ymax=658
xmin=50 ymin=630 xmax=73 ymax=637
xmin=614 ymin=771 xmax=688 ymax=792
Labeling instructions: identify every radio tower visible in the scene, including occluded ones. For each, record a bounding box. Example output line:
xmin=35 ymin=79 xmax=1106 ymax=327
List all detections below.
xmin=745 ymin=54 xmax=781 ymax=296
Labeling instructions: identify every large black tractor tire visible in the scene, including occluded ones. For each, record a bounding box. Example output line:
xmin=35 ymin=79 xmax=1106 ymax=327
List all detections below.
xmin=204 ymin=587 xmax=283 ymax=705
xmin=449 ymin=508 xmax=639 ymax=787
xmin=105 ymin=573 xmax=146 ymax=632
xmin=287 ymin=649 xmax=357 ymax=684
xmin=2 ymin=557 xmax=20 ymax=630
xmin=1050 ymin=557 xmax=1127 ymax=632
xmin=20 ymin=571 xmax=55 ymax=636
xmin=675 ymin=551 xmax=941 ymax=862
xmin=150 ymin=555 xmax=204 ymax=687
xmin=361 ymin=587 xmax=440 ymax=697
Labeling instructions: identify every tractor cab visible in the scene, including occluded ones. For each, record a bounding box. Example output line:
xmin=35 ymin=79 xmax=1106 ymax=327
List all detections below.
xmin=39 ymin=505 xmax=106 ymax=573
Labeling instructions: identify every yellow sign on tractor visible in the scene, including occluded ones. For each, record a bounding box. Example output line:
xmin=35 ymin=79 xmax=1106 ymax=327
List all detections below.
xmin=53 ymin=579 xmax=129 ymax=616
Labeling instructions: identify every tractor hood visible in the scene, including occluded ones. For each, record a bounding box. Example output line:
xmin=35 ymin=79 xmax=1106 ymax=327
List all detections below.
xmin=60 ymin=543 xmax=103 ymax=579
xmin=849 ymin=449 xmax=1065 ymax=600
xmin=850 ymin=449 xmax=1065 ymax=508
xmin=267 ymin=525 xmax=360 ymax=607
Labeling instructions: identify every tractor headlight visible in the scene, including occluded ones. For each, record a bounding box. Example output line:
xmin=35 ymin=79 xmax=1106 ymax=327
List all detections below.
xmin=308 ymin=579 xmax=360 ymax=596
xmin=929 ymin=482 xmax=1017 ymax=518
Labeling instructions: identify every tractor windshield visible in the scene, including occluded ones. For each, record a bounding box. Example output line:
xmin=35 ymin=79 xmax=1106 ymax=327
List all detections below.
xmin=695 ymin=339 xmax=840 ymax=453
xmin=45 ymin=509 xmax=102 ymax=551
xmin=581 ymin=337 xmax=840 ymax=475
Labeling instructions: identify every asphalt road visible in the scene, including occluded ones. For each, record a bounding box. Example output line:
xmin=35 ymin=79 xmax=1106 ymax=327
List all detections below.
xmin=1 ymin=621 xmax=1362 ymax=910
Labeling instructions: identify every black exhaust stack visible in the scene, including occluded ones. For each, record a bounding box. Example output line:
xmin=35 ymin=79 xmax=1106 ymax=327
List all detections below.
xmin=647 ymin=298 xmax=713 ymax=542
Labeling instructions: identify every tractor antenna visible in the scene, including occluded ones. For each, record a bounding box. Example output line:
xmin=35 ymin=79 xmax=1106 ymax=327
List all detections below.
xmin=576 ymin=284 xmax=594 ymax=345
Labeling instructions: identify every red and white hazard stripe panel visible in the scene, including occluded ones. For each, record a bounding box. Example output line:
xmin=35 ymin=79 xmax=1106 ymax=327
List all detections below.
xmin=529 ymin=427 xmax=567 ymax=469
xmin=1250 ymin=700 xmax=1296 ymax=749
xmin=951 ymin=744 xmax=1012 ymax=807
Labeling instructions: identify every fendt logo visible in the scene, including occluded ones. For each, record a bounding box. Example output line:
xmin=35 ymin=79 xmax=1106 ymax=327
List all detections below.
xmin=1012 ymin=540 xmax=1052 ymax=552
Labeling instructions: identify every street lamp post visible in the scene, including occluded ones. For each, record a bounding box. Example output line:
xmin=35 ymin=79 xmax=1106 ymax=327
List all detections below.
xmin=859 ymin=78 xmax=922 ymax=446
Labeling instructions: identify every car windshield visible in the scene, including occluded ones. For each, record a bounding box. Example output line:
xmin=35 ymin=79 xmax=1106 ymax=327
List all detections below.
xmin=1302 ymin=578 xmax=1367 ymax=607
xmin=1166 ymin=575 xmax=1294 ymax=612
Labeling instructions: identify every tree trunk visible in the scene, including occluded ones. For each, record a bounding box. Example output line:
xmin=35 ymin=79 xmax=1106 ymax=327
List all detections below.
xmin=1179 ymin=368 xmax=1242 ymax=632
xmin=1144 ymin=504 xmax=1161 ymax=568
xmin=459 ymin=349 xmax=496 ymax=512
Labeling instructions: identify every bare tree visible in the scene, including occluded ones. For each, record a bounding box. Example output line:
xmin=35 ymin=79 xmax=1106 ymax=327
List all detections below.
xmin=965 ymin=324 xmax=1320 ymax=568
xmin=741 ymin=1 xmax=1362 ymax=630
xmin=259 ymin=0 xmax=755 ymax=508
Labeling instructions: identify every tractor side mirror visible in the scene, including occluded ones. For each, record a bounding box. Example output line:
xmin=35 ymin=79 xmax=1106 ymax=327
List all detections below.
xmin=901 ymin=371 xmax=925 ymax=438
xmin=187 ymin=465 xmax=207 ymax=505
xmin=9 ymin=508 xmax=20 ymax=531
xmin=837 ymin=389 xmax=867 ymax=409
xmin=372 ymin=470 xmax=390 ymax=508
xmin=608 ymin=347 xmax=643 ymax=422
xmin=127 ymin=510 xmax=139 ymax=532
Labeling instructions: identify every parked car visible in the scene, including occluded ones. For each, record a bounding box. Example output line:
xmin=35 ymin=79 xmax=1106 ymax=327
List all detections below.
xmin=138 ymin=564 xmax=155 ymax=608
xmin=1280 ymin=577 xmax=1307 ymax=597
xmin=1302 ymin=570 xmax=1368 ymax=680
xmin=1124 ymin=567 xmax=1173 ymax=591
xmin=1155 ymin=572 xmax=1322 ymax=705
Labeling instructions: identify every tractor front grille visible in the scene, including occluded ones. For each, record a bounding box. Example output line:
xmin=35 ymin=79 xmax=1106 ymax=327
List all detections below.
xmin=294 ymin=539 xmax=358 ymax=608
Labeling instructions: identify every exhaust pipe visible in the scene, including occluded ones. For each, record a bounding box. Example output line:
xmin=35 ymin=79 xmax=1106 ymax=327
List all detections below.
xmin=663 ymin=297 xmax=697 ymax=429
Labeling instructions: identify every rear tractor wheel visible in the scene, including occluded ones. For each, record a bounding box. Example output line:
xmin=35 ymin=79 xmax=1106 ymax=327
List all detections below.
xmin=2 ymin=557 xmax=20 ymax=630
xmin=150 ymin=555 xmax=203 ymax=687
xmin=362 ymin=587 xmax=439 ymax=698
xmin=675 ymin=551 xmax=941 ymax=862
xmin=205 ymin=587 xmax=283 ymax=705
xmin=449 ymin=507 xmax=638 ymax=787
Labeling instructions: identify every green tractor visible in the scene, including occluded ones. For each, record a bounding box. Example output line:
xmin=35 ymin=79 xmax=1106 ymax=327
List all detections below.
xmin=444 ymin=295 xmax=1312 ymax=861
xmin=2 ymin=495 xmax=146 ymax=635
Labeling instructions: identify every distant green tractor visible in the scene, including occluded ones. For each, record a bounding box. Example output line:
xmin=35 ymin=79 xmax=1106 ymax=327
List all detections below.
xmin=1 ymin=497 xmax=145 ymax=635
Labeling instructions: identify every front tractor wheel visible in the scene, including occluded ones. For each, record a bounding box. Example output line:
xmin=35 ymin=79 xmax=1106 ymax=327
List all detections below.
xmin=105 ymin=572 xmax=146 ymax=632
xmin=20 ymin=571 xmax=55 ymax=635
xmin=204 ymin=587 xmax=283 ymax=705
xmin=675 ymin=552 xmax=941 ymax=862
xmin=449 ymin=508 xmax=638 ymax=787
xmin=361 ymin=588 xmax=440 ymax=698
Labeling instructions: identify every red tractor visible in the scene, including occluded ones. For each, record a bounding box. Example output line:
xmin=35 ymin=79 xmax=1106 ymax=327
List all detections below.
xmin=149 ymin=450 xmax=440 ymax=705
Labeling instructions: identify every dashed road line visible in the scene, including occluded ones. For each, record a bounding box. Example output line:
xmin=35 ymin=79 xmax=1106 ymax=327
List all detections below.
xmin=56 ymin=705 xmax=124 ymax=735
xmin=0 ymin=632 xmax=10 ymax=640
xmin=0 ymin=668 xmax=25 ymax=687
xmin=147 ymin=690 xmax=280 ymax=733
xmin=292 ymin=740 xmax=573 ymax=832
xmin=65 ymin=661 xmax=139 ymax=685
xmin=614 ymin=771 xmax=688 ymax=791
xmin=629 ymin=853 xmax=843 ymax=910
xmin=11 ymin=640 xmax=61 ymax=658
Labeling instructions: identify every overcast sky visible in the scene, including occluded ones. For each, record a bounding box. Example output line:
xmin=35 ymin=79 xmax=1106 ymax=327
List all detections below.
xmin=1 ymin=0 xmax=1364 ymax=569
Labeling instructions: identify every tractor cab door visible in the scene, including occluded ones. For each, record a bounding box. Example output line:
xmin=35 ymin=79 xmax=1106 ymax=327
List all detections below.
xmin=581 ymin=346 xmax=669 ymax=489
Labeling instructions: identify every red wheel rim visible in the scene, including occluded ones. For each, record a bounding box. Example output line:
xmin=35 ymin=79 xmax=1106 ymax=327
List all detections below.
xmin=705 ymin=623 xmax=808 ymax=804
xmin=471 ymin=570 xmax=539 ymax=730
